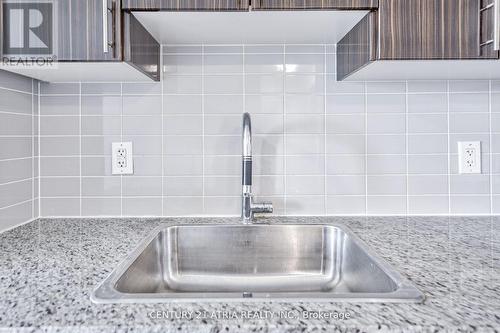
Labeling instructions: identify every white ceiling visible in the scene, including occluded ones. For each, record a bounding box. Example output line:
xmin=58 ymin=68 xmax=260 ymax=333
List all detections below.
xmin=133 ymin=10 xmax=369 ymax=44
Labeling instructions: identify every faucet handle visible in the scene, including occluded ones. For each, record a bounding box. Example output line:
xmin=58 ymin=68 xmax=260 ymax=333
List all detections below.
xmin=251 ymin=202 xmax=273 ymax=214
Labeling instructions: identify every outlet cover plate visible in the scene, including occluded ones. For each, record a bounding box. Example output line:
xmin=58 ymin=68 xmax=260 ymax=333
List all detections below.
xmin=112 ymin=142 xmax=134 ymax=175
xmin=458 ymin=141 xmax=481 ymax=174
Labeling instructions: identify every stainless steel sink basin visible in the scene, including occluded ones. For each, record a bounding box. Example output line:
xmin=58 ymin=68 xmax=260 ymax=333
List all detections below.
xmin=92 ymin=224 xmax=423 ymax=303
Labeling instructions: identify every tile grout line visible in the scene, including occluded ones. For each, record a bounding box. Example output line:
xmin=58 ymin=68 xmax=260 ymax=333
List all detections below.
xmin=405 ymin=81 xmax=409 ymax=215
xmin=282 ymin=44 xmax=287 ymax=215
xmin=79 ymin=82 xmax=82 ymax=217
xmin=489 ymin=80 xmax=493 ymax=214
xmin=31 ymin=79 xmax=35 ymax=220
xmin=201 ymin=45 xmax=206 ymax=214
xmin=161 ymin=45 xmax=165 ymax=216
xmin=120 ymin=82 xmax=123 ymax=217
xmin=323 ymin=44 xmax=327 ymax=216
xmin=364 ymin=81 xmax=368 ymax=216
xmin=38 ymin=81 xmax=41 ymax=218
xmin=447 ymin=80 xmax=451 ymax=214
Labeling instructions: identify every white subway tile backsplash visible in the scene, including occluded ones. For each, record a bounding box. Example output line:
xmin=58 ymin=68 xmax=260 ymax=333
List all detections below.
xmin=286 ymin=95 xmax=324 ymax=114
xmin=408 ymin=196 xmax=449 ymax=215
xmin=40 ymin=178 xmax=80 ymax=197
xmin=367 ymin=196 xmax=406 ymax=215
xmin=82 ymin=198 xmax=121 ymax=216
xmin=326 ymin=94 xmax=365 ymax=114
xmin=326 ymin=155 xmax=365 ymax=175
xmin=326 ymin=114 xmax=365 ymax=134
xmin=408 ymin=155 xmax=448 ymax=174
xmin=40 ymin=136 xmax=79 ymax=156
xmin=246 ymin=74 xmax=283 ymax=94
xmin=408 ymin=114 xmax=448 ymax=133
xmin=81 ymin=83 xmax=121 ymax=95
xmin=163 ymin=115 xmax=203 ymax=135
xmin=408 ymin=94 xmax=447 ymax=114
xmin=0 ymin=159 xmax=32 ymax=184
xmin=122 ymin=198 xmax=162 ymax=216
xmin=367 ymin=175 xmax=406 ymax=195
xmin=285 ymin=74 xmax=324 ymax=94
xmin=367 ymin=94 xmax=406 ymax=114
xmin=286 ymin=176 xmax=325 ymax=195
xmin=81 ymin=177 xmax=121 ymax=197
xmin=81 ymin=116 xmax=121 ymax=136
xmin=164 ymin=177 xmax=203 ymax=196
xmin=449 ymin=80 xmax=489 ymax=93
xmin=407 ymin=81 xmax=447 ymax=93
xmin=366 ymin=81 xmax=406 ymax=94
xmin=123 ymin=177 xmax=162 ymax=197
xmin=408 ymin=134 xmax=448 ymax=154
xmin=163 ymin=95 xmax=202 ymax=114
xmin=165 ymin=136 xmax=203 ymax=155
xmin=285 ymin=54 xmax=325 ymax=73
xmin=27 ymin=45 xmax=500 ymax=218
xmin=40 ymin=96 xmax=79 ymax=115
xmin=163 ymin=76 xmax=202 ymax=94
xmin=204 ymin=54 xmax=243 ymax=73
xmin=326 ymin=196 xmax=365 ymax=215
xmin=163 ymin=54 xmax=202 ymax=74
xmin=81 ymin=96 xmax=122 ymax=116
xmin=408 ymin=175 xmax=448 ymax=195
xmin=0 ymin=113 xmax=32 ymax=136
xmin=450 ymin=113 xmax=490 ymax=133
xmin=285 ymin=114 xmax=324 ymax=134
xmin=164 ymin=197 xmax=204 ymax=216
xmin=205 ymin=75 xmax=243 ymax=94
xmin=205 ymin=95 xmax=243 ymax=114
xmin=40 ymin=116 xmax=79 ymax=136
xmin=286 ymin=155 xmax=325 ymax=175
xmin=449 ymin=93 xmax=489 ymax=113
xmin=368 ymin=137 xmax=405 ymax=156
xmin=367 ymin=155 xmax=406 ymax=174
xmin=123 ymin=96 xmax=162 ymax=115
xmin=326 ymin=175 xmax=365 ymax=195
xmin=0 ymin=138 xmax=32 ymax=159
xmin=367 ymin=114 xmax=405 ymax=134
xmin=327 ymin=135 xmax=365 ymax=155
xmin=164 ymin=156 xmax=203 ymax=176
xmin=122 ymin=82 xmax=161 ymax=95
xmin=245 ymin=95 xmax=283 ymax=114
xmin=245 ymin=54 xmax=284 ymax=73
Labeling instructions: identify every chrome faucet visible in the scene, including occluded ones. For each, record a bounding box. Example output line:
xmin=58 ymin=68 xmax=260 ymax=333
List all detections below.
xmin=241 ymin=112 xmax=273 ymax=223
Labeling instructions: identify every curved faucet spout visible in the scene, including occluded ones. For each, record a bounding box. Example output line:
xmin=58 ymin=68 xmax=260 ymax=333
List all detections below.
xmin=241 ymin=112 xmax=273 ymax=223
xmin=242 ymin=112 xmax=252 ymax=159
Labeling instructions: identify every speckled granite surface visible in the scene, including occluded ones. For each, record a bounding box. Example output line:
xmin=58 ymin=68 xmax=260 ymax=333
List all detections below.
xmin=0 ymin=216 xmax=499 ymax=333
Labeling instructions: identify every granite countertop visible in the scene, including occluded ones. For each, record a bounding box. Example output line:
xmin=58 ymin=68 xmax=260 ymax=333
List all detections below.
xmin=0 ymin=216 xmax=499 ymax=332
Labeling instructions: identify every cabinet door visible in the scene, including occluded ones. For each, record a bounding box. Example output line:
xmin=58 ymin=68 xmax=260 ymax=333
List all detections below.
xmin=123 ymin=13 xmax=161 ymax=81
xmin=122 ymin=0 xmax=249 ymax=11
xmin=378 ymin=0 xmax=497 ymax=59
xmin=55 ymin=0 xmax=121 ymax=61
xmin=479 ymin=0 xmax=500 ymax=58
xmin=252 ymin=0 xmax=378 ymax=10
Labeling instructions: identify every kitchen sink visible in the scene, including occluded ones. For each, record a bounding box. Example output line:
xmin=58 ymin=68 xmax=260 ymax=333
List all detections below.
xmin=92 ymin=224 xmax=423 ymax=303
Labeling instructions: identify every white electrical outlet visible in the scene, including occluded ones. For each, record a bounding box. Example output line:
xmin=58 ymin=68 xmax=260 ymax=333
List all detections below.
xmin=112 ymin=142 xmax=134 ymax=175
xmin=458 ymin=141 xmax=481 ymax=174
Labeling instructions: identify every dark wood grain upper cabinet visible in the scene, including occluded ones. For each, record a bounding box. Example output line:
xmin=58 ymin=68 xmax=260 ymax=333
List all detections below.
xmin=55 ymin=0 xmax=122 ymax=61
xmin=122 ymin=0 xmax=249 ymax=11
xmin=377 ymin=0 xmax=497 ymax=59
xmin=252 ymin=0 xmax=378 ymax=10
xmin=337 ymin=0 xmax=500 ymax=80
